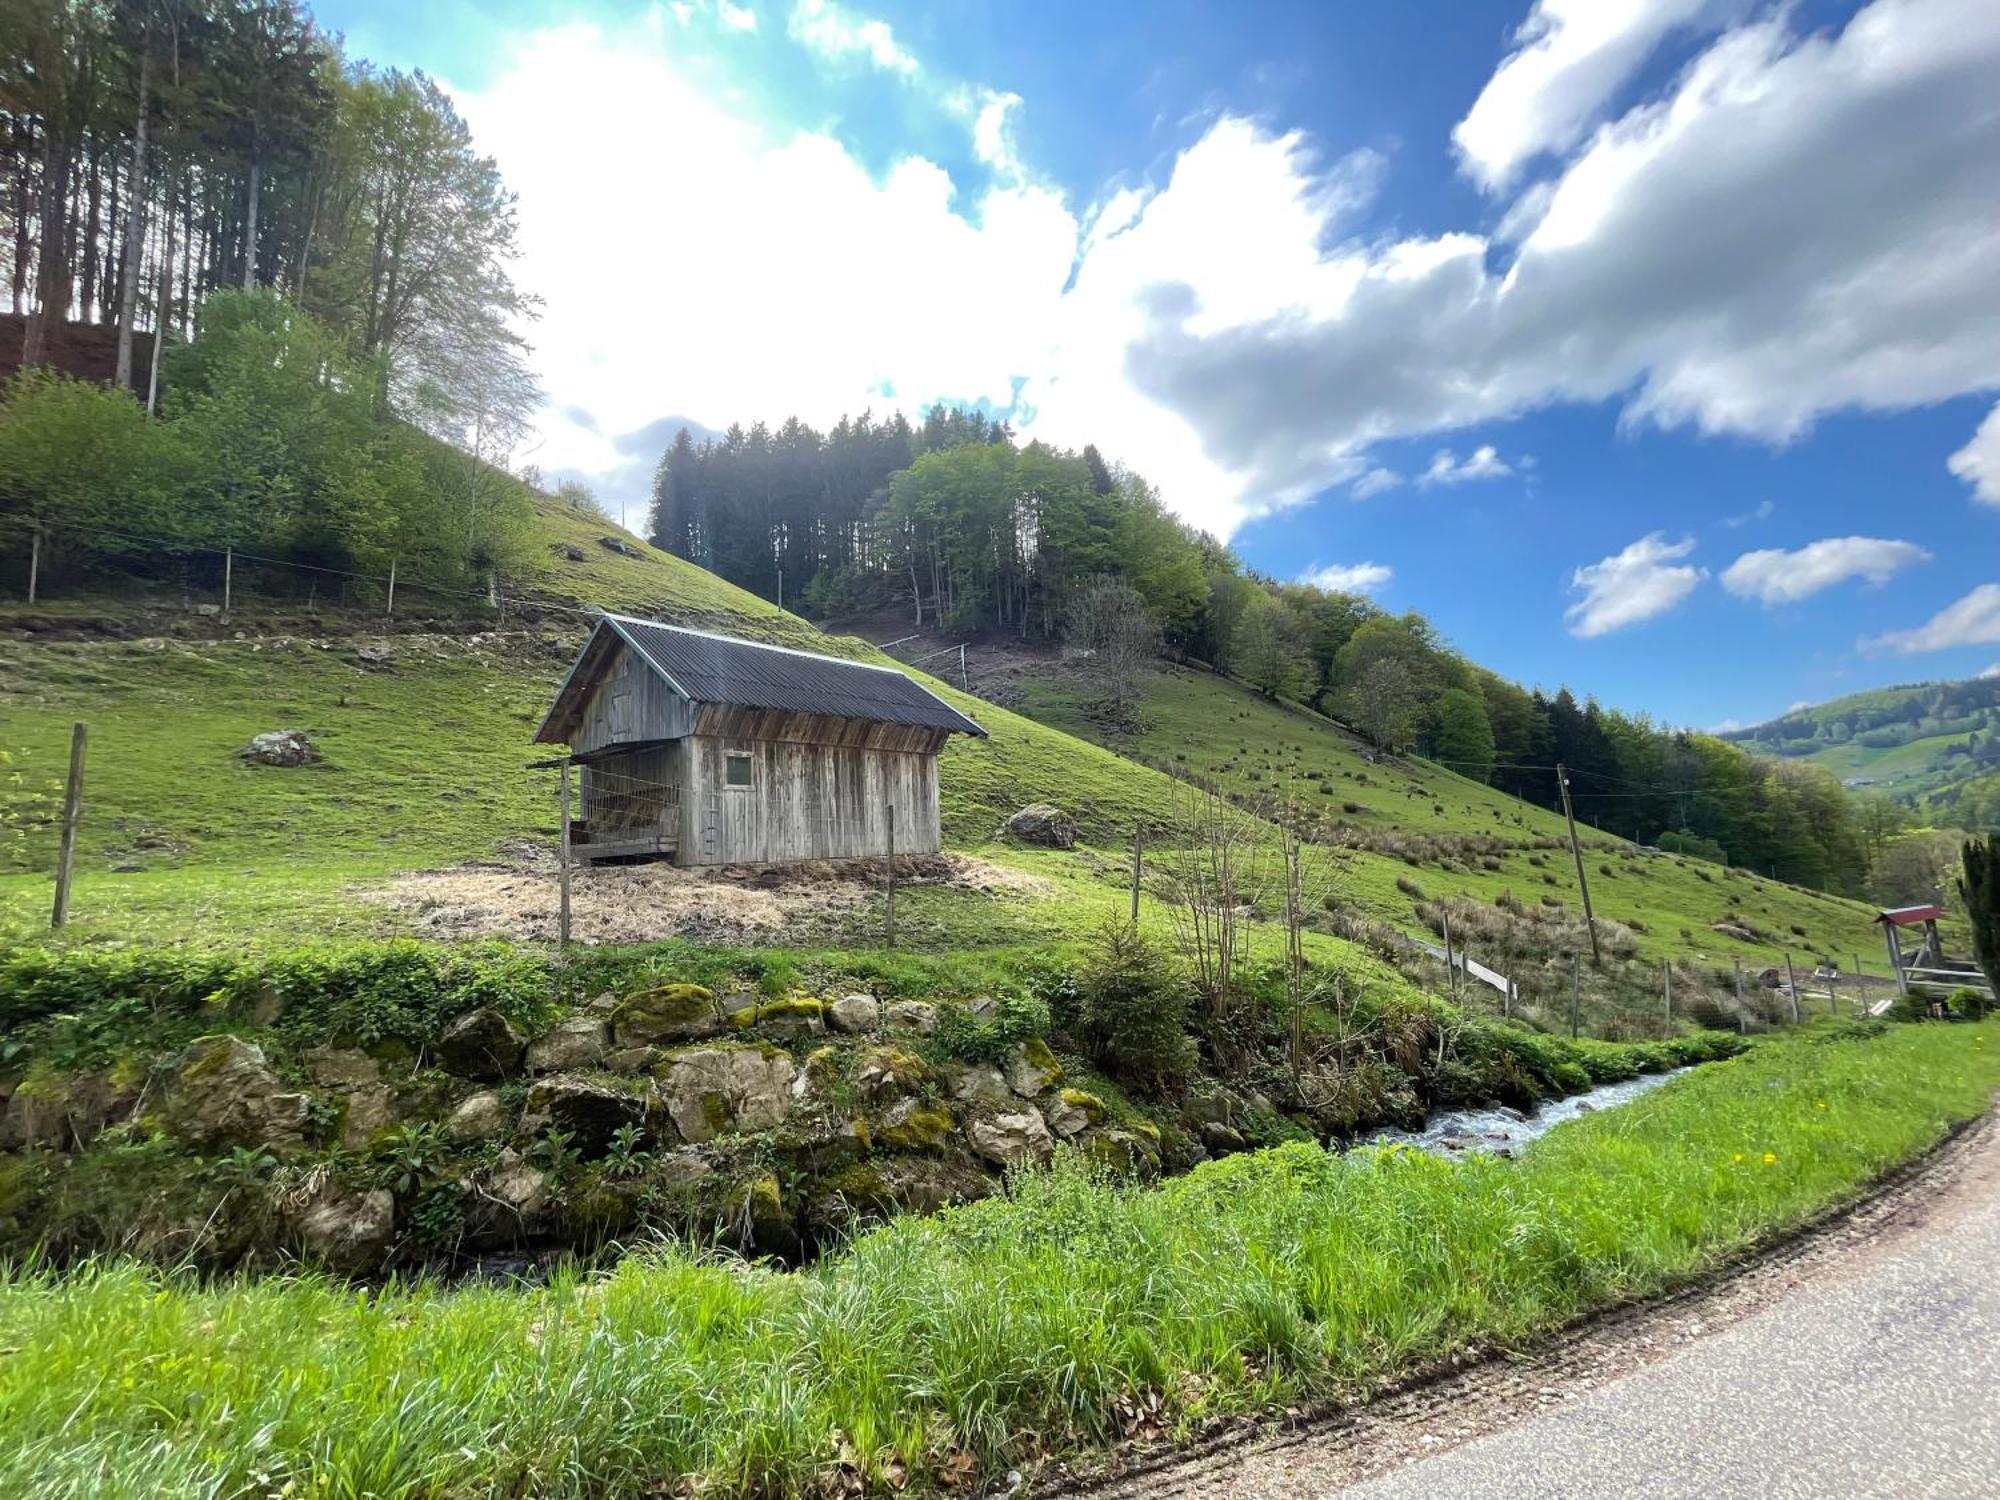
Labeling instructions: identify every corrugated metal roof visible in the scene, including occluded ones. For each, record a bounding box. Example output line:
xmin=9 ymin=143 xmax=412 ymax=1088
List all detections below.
xmin=597 ymin=615 xmax=987 ymax=736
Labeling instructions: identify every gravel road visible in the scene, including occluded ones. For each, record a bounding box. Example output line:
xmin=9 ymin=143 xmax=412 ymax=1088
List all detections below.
xmin=1046 ymin=1111 xmax=2000 ymax=1500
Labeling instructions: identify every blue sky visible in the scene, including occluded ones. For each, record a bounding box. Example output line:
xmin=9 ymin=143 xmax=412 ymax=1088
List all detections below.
xmin=314 ymin=0 xmax=2000 ymax=730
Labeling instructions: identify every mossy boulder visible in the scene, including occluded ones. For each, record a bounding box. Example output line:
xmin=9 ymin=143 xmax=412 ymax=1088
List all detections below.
xmin=827 ymin=993 xmax=880 ymax=1033
xmin=1005 ymin=1038 xmax=1063 ymax=1097
xmin=655 ymin=1044 xmax=795 ymax=1143
xmin=1082 ymin=1128 xmax=1163 ymax=1179
xmin=729 ymin=997 xmax=826 ymax=1040
xmin=291 ymin=1181 xmax=394 ymax=1273
xmin=521 ymin=1075 xmax=649 ymax=1157
xmin=969 ymin=1107 xmax=1054 ymax=1168
xmin=856 ymin=1046 xmax=930 ymax=1102
xmin=875 ymin=1098 xmax=957 ymax=1151
xmin=526 ymin=1016 xmax=610 ymax=1073
xmin=436 ymin=1008 xmax=526 ymax=1080
xmin=611 ymin=984 xmax=722 ymax=1047
xmin=158 ymin=1035 xmax=311 ymax=1151
xmin=444 ymin=1091 xmax=509 ymax=1145
xmin=1045 ymin=1088 xmax=1106 ymax=1139
xmin=884 ymin=1000 xmax=938 ymax=1035
xmin=723 ymin=1172 xmax=800 ymax=1260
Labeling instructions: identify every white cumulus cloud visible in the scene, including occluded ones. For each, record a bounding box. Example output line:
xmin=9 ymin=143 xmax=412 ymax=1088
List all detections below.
xmin=788 ymin=0 xmax=917 ymax=75
xmin=1565 ymin=532 xmax=1706 ymax=638
xmin=1299 ymin=561 xmax=1393 ymax=594
xmin=1454 ymin=0 xmax=1733 ymax=192
xmin=1863 ymin=583 xmax=2000 ymax=654
xmin=1349 ymin=467 xmax=1403 ymax=499
xmin=1948 ymin=402 xmax=2000 ymax=505
xmin=1720 ymin=536 xmax=1932 ymax=605
xmin=1418 ymin=445 xmax=1515 ymax=486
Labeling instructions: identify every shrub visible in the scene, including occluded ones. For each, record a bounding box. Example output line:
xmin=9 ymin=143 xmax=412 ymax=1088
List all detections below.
xmin=1072 ymin=922 xmax=1197 ymax=1095
xmin=935 ymin=992 xmax=1053 ymax=1067
xmin=1947 ymin=986 xmax=1992 ymax=1022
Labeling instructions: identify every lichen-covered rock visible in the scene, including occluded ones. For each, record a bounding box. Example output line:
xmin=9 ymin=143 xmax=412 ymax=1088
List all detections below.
xmin=1005 ymin=1038 xmax=1063 ymax=1098
xmin=159 ymin=1035 xmax=311 ymax=1151
xmin=827 ymin=993 xmax=880 ymax=1033
xmin=444 ymin=1091 xmax=509 ymax=1145
xmin=304 ymin=1048 xmax=380 ymax=1088
xmin=656 ymin=1044 xmax=795 ymax=1143
xmin=856 ymin=1045 xmax=930 ymax=1102
xmin=730 ymin=997 xmax=825 ymax=1039
xmin=1183 ymin=1088 xmax=1247 ymax=1129
xmin=875 ymin=1098 xmax=956 ymax=1151
xmin=293 ymin=1183 xmax=394 ymax=1273
xmin=884 ymin=999 xmax=938 ymax=1035
xmin=1045 ymin=1088 xmax=1106 ymax=1139
xmin=790 ymin=1045 xmax=840 ymax=1102
xmin=611 ymin=984 xmax=722 ymax=1046
xmin=948 ymin=1063 xmax=1012 ymax=1107
xmin=486 ymin=1149 xmax=550 ymax=1218
xmin=723 ymin=1172 xmax=800 ymax=1260
xmin=240 ymin=729 xmax=319 ymax=767
xmin=526 ymin=1016 xmax=610 ymax=1074
xmin=1082 ymin=1128 xmax=1163 ymax=1178
xmin=970 ymin=1107 xmax=1054 ymax=1168
xmin=436 ymin=1008 xmax=526 ymax=1080
xmin=521 ymin=1075 xmax=648 ymax=1156
xmin=1199 ymin=1120 xmax=1248 ymax=1156
xmin=1003 ymin=803 xmax=1076 ymax=848
xmin=339 ymin=1086 xmax=398 ymax=1151
xmin=605 ymin=1044 xmax=660 ymax=1075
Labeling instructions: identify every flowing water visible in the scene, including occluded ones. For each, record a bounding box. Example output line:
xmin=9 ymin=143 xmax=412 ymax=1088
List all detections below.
xmin=1360 ymin=1067 xmax=1690 ymax=1159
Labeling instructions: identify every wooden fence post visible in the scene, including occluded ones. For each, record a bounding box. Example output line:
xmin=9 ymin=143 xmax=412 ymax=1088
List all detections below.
xmin=1785 ymin=952 xmax=1801 ymax=1024
xmin=386 ymin=558 xmax=397 ymax=618
xmin=885 ymin=805 xmax=897 ymax=948
xmin=1663 ymin=959 xmax=1672 ymax=1025
xmin=558 ymin=756 xmax=573 ymax=948
xmin=50 ymin=722 xmax=86 ymax=929
xmin=27 ymin=525 xmax=40 ymax=604
xmin=222 ymin=546 xmax=233 ymax=618
xmin=1442 ymin=910 xmax=1459 ymax=1000
xmin=1130 ymin=826 xmax=1143 ymax=925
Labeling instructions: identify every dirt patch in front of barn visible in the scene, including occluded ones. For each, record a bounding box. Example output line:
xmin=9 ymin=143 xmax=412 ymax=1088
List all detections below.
xmin=363 ymin=851 xmax=1052 ymax=945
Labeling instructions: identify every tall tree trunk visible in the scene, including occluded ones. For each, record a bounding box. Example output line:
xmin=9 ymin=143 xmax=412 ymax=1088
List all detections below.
xmin=78 ymin=142 xmax=102 ymax=320
xmin=22 ymin=127 xmax=73 ymax=369
xmin=115 ymin=41 xmax=152 ymax=389
xmin=242 ymin=155 xmax=260 ymax=290
xmin=147 ymin=184 xmax=174 ymax=415
xmin=10 ymin=121 xmax=33 ymax=314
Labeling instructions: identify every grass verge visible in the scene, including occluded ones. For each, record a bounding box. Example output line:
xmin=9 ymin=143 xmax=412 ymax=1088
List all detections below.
xmin=1 ymin=1019 xmax=1994 ymax=1497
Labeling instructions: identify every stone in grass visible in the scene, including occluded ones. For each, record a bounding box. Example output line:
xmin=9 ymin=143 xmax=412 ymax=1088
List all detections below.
xmin=436 ymin=1008 xmax=526 ymax=1080
xmin=655 ymin=1044 xmax=795 ymax=1143
xmin=526 ymin=1016 xmax=610 ymax=1074
xmin=1003 ymin=803 xmax=1076 ymax=848
xmin=444 ymin=1091 xmax=509 ymax=1145
xmin=884 ymin=999 xmax=938 ymax=1035
xmin=520 ymin=1076 xmax=648 ymax=1157
xmin=160 ymin=1035 xmax=312 ymax=1151
xmin=969 ymin=1107 xmax=1054 ymax=1168
xmin=855 ymin=1045 xmax=930 ymax=1102
xmin=240 ymin=729 xmax=319 ymax=767
xmin=827 ymin=993 xmax=880 ymax=1033
xmin=730 ymin=997 xmax=826 ymax=1039
xmin=1043 ymin=1088 xmax=1106 ymax=1139
xmin=611 ymin=984 xmax=722 ymax=1046
xmin=875 ymin=1098 xmax=957 ymax=1151
xmin=948 ymin=1063 xmax=1012 ymax=1107
xmin=1004 ymin=1038 xmax=1063 ymax=1098
xmin=292 ymin=1182 xmax=395 ymax=1273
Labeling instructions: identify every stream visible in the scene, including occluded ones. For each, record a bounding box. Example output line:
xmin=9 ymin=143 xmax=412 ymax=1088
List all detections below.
xmin=1361 ymin=1067 xmax=1691 ymax=1159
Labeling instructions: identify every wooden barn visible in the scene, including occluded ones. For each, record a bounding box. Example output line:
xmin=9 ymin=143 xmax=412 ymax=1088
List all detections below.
xmin=534 ymin=615 xmax=987 ymax=866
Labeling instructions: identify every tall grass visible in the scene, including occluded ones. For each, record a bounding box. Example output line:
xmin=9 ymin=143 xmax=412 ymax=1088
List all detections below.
xmin=3 ymin=1021 xmax=1994 ymax=1498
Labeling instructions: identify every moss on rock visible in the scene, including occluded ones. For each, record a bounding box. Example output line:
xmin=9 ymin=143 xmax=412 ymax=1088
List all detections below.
xmin=611 ymin=984 xmax=720 ymax=1046
xmin=876 ymin=1099 xmax=957 ymax=1151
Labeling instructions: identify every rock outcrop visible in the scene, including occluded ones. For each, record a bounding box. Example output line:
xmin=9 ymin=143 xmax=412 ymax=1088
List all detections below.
xmin=969 ymin=1108 xmax=1054 ymax=1168
xmin=436 ymin=1008 xmax=526 ymax=1080
xmin=656 ymin=1044 xmax=795 ymax=1143
xmin=158 ymin=1035 xmax=311 ymax=1151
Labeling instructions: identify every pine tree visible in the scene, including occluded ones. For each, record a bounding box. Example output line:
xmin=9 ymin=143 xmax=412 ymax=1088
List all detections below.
xmin=1961 ymin=836 xmax=1999 ymax=996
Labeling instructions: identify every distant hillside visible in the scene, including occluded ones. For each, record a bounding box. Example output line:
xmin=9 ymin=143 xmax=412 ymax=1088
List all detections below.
xmin=1722 ymin=675 xmax=2000 ymax=827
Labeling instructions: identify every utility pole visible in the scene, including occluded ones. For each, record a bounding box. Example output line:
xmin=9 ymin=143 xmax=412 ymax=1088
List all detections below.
xmin=1556 ymin=762 xmax=1602 ymax=965
xmin=51 ymin=723 xmax=86 ymax=929
xmin=1130 ymin=826 xmax=1143 ymax=924
xmin=1784 ymin=952 xmax=1801 ymax=1024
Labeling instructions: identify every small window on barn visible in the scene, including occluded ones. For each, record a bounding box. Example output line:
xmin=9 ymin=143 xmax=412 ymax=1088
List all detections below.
xmin=725 ymin=750 xmax=753 ymax=788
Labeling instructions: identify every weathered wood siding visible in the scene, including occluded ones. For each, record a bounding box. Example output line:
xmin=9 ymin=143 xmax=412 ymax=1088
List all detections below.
xmin=568 ymin=640 xmax=694 ymax=755
xmin=679 ymin=732 xmax=942 ymax=865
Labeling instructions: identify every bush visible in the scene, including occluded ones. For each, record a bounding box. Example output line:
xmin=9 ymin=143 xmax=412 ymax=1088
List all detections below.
xmin=1947 ymin=986 xmax=1992 ymax=1022
xmin=1072 ymin=923 xmax=1198 ymax=1095
xmin=935 ymin=992 xmax=1053 ymax=1067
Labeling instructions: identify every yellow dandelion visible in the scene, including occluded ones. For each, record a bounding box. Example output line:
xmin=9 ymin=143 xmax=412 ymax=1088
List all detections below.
xmin=1733 ymin=1153 xmax=1745 ymax=1163
xmin=1814 ymin=1101 xmax=1826 ymax=1109
xmin=1762 ymin=1152 xmax=1777 ymax=1165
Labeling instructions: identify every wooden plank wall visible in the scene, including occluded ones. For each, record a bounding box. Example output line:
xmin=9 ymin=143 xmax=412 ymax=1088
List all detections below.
xmin=569 ymin=641 xmax=694 ymax=754
xmin=680 ymin=733 xmax=942 ymax=864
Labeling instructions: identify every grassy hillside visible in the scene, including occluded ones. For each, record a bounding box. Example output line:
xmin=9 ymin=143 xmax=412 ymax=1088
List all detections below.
xmin=2 ymin=495 xmax=1891 ymax=991
xmin=989 ymin=658 xmax=1890 ymax=972
xmin=1723 ymin=674 xmax=2000 ymax=821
